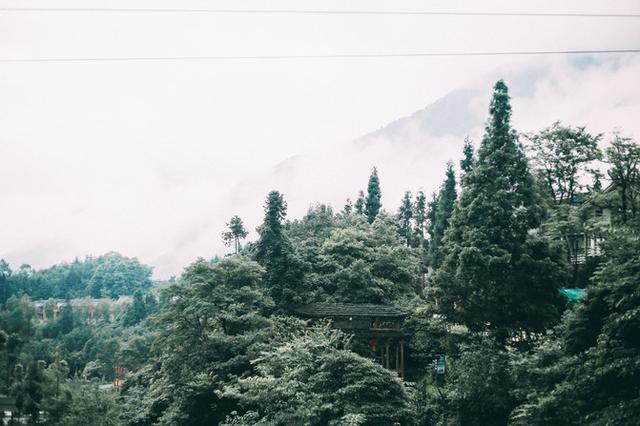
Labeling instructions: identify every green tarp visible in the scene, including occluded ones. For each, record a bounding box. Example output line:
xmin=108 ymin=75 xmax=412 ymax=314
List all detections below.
xmin=559 ymin=288 xmax=585 ymax=303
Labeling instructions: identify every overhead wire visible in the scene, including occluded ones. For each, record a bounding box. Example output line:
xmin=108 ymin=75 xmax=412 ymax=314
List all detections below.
xmin=0 ymin=8 xmax=639 ymax=18
xmin=1 ymin=49 xmax=639 ymax=64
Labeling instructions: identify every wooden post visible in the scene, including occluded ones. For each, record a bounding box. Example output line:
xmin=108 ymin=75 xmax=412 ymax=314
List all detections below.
xmin=385 ymin=342 xmax=390 ymax=369
xmin=400 ymin=341 xmax=405 ymax=379
xmin=395 ymin=342 xmax=399 ymax=373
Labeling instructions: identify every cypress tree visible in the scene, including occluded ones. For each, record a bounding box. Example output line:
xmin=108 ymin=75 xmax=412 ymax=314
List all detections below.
xmin=425 ymin=191 xmax=438 ymax=243
xmin=365 ymin=167 xmax=382 ymax=224
xmin=429 ymin=162 xmax=457 ymax=267
xmin=397 ymin=191 xmax=414 ymax=246
xmin=460 ymin=136 xmax=475 ymax=175
xmin=254 ymin=191 xmax=305 ymax=311
xmin=354 ymin=191 xmax=366 ymax=216
xmin=342 ymin=198 xmax=353 ymax=215
xmin=432 ymin=80 xmax=565 ymax=340
xmin=413 ymin=190 xmax=427 ymax=247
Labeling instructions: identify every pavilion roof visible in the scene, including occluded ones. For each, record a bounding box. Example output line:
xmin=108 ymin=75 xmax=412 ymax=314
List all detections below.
xmin=296 ymin=303 xmax=408 ymax=318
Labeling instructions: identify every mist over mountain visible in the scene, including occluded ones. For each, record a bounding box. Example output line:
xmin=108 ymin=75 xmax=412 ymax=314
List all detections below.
xmin=180 ymin=56 xmax=637 ymax=280
xmin=3 ymin=56 xmax=639 ymax=279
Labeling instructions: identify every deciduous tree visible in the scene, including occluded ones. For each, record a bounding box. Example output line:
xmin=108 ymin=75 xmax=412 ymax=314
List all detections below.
xmin=222 ymin=215 xmax=249 ymax=254
xmin=525 ymin=122 xmax=602 ymax=204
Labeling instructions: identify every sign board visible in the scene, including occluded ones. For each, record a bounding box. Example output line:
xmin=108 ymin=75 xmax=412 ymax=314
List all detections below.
xmin=434 ymin=354 xmax=446 ymax=375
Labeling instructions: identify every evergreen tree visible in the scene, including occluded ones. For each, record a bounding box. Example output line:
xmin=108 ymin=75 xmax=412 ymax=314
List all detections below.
xmin=319 ymin=213 xmax=421 ymax=304
xmin=0 ymin=259 xmax=12 ymax=307
xmin=425 ymin=192 xmax=438 ymax=243
xmin=429 ymin=162 xmax=457 ymax=267
xmin=460 ymin=136 xmax=475 ymax=174
xmin=222 ymin=325 xmax=413 ymax=425
xmin=397 ymin=191 xmax=414 ymax=246
xmin=432 ymin=80 xmax=566 ymax=340
xmin=254 ymin=191 xmax=305 ymax=311
xmin=354 ymin=191 xmax=365 ymax=216
xmin=341 ymin=198 xmax=353 ymax=215
xmin=123 ymin=290 xmax=146 ymax=326
xmin=120 ymin=256 xmax=291 ymax=425
xmin=364 ymin=167 xmax=382 ymax=224
xmin=413 ymin=190 xmax=427 ymax=247
xmin=222 ymin=215 xmax=249 ymax=254
xmin=59 ymin=302 xmax=75 ymax=335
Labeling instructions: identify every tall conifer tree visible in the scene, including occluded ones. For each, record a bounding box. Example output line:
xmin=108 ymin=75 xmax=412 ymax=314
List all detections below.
xmin=254 ymin=191 xmax=305 ymax=311
xmin=365 ymin=167 xmax=382 ymax=224
xmin=413 ymin=190 xmax=427 ymax=247
xmin=460 ymin=137 xmax=475 ymax=175
xmin=429 ymin=162 xmax=457 ymax=267
xmin=397 ymin=191 xmax=414 ymax=246
xmin=432 ymin=80 xmax=565 ymax=340
xmin=354 ymin=191 xmax=366 ymax=216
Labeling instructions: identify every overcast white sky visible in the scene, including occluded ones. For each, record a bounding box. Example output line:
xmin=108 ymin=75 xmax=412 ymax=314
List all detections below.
xmin=2 ymin=0 xmax=640 ymax=277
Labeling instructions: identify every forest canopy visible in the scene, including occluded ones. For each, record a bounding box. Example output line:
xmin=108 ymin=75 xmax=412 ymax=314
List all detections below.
xmin=1 ymin=80 xmax=639 ymax=425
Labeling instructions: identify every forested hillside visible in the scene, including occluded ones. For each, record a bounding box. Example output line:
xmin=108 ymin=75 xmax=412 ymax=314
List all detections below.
xmin=1 ymin=80 xmax=639 ymax=425
xmin=0 ymin=252 xmax=152 ymax=303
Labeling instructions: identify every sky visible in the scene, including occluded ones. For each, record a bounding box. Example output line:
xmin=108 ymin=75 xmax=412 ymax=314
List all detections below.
xmin=1 ymin=0 xmax=640 ymax=277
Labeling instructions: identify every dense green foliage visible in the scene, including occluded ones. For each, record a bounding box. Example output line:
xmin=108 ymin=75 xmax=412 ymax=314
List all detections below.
xmin=432 ymin=81 xmax=566 ymax=338
xmin=510 ymin=228 xmax=640 ymax=424
xmin=0 ymin=252 xmax=152 ymax=303
xmin=222 ymin=215 xmax=250 ymax=255
xmin=525 ymin=122 xmax=602 ymax=204
xmin=223 ymin=325 xmax=413 ymax=425
xmin=427 ymin=162 xmax=457 ymax=268
xmin=460 ymin=137 xmax=475 ymax=175
xmin=365 ymin=167 xmax=382 ymax=224
xmin=398 ymin=191 xmax=414 ymax=246
xmin=1 ymin=79 xmax=639 ymax=425
xmin=606 ymin=133 xmax=640 ymax=223
xmin=253 ymin=191 xmax=306 ymax=312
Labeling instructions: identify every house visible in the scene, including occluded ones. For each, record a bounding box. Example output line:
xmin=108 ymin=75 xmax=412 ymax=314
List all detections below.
xmin=296 ymin=303 xmax=409 ymax=378
xmin=562 ymin=185 xmax=614 ymax=265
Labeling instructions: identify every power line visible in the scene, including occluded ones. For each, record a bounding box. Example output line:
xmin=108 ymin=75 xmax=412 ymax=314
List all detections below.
xmin=1 ymin=7 xmax=640 ymax=18
xmin=1 ymin=49 xmax=639 ymax=64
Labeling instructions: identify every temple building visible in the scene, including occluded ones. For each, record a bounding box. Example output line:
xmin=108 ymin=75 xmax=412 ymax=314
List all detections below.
xmin=296 ymin=303 xmax=409 ymax=378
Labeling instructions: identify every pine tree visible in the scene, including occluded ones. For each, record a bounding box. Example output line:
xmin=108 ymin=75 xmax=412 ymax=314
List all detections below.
xmin=254 ymin=191 xmax=305 ymax=311
xmin=460 ymin=136 xmax=475 ymax=174
xmin=354 ymin=191 xmax=365 ymax=216
xmin=429 ymin=162 xmax=457 ymax=267
xmin=413 ymin=190 xmax=427 ymax=247
xmin=222 ymin=215 xmax=249 ymax=254
xmin=397 ymin=191 xmax=414 ymax=246
xmin=432 ymin=80 xmax=565 ymax=340
xmin=342 ymin=198 xmax=353 ymax=215
xmin=425 ymin=191 xmax=438 ymax=243
xmin=365 ymin=167 xmax=382 ymax=224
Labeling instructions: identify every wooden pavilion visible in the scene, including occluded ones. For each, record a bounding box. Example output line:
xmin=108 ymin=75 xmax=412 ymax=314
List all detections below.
xmin=296 ymin=303 xmax=410 ymax=378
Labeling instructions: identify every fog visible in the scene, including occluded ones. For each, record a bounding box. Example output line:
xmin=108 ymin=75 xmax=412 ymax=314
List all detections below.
xmin=1 ymin=0 xmax=639 ymax=277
